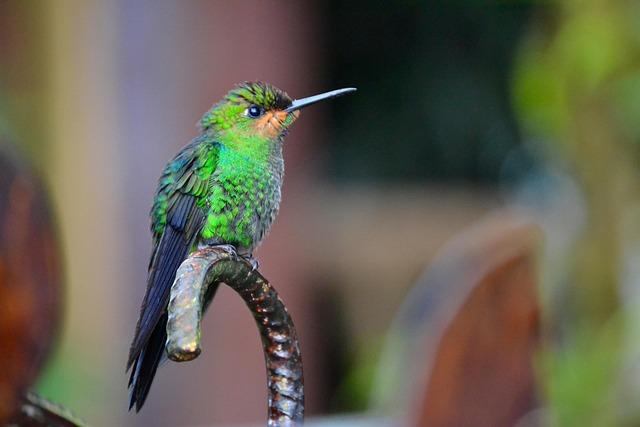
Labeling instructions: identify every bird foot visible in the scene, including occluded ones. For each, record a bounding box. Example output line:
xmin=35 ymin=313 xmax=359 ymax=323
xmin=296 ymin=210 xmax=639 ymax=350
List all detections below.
xmin=214 ymin=244 xmax=239 ymax=258
xmin=209 ymin=245 xmax=258 ymax=270
xmin=241 ymin=254 xmax=260 ymax=271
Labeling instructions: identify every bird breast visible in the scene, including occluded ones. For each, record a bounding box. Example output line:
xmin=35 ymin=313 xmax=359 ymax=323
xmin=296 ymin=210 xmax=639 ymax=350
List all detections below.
xmin=201 ymin=148 xmax=284 ymax=253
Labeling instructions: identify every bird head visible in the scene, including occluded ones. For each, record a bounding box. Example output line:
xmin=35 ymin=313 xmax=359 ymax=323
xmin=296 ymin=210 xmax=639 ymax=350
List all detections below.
xmin=200 ymin=81 xmax=356 ymax=141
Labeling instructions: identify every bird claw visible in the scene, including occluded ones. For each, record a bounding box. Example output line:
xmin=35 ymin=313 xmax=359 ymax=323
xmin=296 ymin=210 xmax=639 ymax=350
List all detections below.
xmin=242 ymin=254 xmax=260 ymax=271
xmin=214 ymin=244 xmax=238 ymax=258
xmin=210 ymin=245 xmax=258 ymax=270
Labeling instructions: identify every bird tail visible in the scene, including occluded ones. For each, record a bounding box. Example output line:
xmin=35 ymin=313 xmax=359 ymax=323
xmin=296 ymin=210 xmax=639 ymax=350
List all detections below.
xmin=127 ymin=281 xmax=221 ymax=411
xmin=128 ymin=314 xmax=167 ymax=412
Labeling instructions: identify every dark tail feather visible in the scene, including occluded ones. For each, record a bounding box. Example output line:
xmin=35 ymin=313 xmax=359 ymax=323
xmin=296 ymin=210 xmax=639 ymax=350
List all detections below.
xmin=128 ymin=315 xmax=167 ymax=412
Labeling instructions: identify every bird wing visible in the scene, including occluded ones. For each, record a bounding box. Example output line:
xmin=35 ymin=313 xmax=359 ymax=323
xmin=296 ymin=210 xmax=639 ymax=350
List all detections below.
xmin=127 ymin=138 xmax=219 ymax=370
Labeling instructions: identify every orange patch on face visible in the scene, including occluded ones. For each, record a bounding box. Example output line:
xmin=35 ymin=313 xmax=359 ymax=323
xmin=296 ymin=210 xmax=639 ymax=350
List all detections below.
xmin=254 ymin=110 xmax=293 ymax=139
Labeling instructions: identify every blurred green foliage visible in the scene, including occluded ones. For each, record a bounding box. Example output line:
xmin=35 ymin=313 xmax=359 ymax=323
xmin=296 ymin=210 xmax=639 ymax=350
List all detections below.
xmin=540 ymin=317 xmax=623 ymax=426
xmin=514 ymin=1 xmax=640 ymax=425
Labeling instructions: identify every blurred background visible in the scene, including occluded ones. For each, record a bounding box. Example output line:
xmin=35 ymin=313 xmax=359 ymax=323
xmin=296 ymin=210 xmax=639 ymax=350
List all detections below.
xmin=1 ymin=1 xmax=640 ymax=426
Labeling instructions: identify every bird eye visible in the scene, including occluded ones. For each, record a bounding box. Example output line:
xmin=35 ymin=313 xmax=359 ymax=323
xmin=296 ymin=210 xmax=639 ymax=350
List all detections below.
xmin=247 ymin=105 xmax=263 ymax=118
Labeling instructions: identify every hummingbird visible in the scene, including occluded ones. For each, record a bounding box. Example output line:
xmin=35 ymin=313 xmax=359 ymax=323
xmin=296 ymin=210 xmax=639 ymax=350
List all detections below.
xmin=126 ymin=82 xmax=356 ymax=411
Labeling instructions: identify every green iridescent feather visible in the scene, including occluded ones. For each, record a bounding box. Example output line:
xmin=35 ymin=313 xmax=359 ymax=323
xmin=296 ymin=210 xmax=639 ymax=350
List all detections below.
xmin=127 ymin=81 xmax=354 ymax=412
xmin=127 ymin=82 xmax=293 ymax=412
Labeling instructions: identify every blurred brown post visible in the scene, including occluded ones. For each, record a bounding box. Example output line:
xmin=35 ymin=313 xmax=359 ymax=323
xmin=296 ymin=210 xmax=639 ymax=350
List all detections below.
xmin=0 ymin=143 xmax=64 ymax=423
xmin=411 ymin=214 xmax=542 ymax=426
xmin=372 ymin=213 xmax=542 ymax=426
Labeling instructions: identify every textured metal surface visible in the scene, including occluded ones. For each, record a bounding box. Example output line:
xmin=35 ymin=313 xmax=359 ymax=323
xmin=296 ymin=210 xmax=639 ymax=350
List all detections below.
xmin=166 ymin=246 xmax=304 ymax=426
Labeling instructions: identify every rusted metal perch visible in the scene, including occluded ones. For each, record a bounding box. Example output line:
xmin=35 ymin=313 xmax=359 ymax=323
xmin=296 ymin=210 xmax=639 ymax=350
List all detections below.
xmin=165 ymin=246 xmax=304 ymax=426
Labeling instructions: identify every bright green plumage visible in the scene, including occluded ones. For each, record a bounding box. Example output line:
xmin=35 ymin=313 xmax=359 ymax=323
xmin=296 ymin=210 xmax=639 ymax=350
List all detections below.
xmin=150 ymin=83 xmax=293 ymax=253
xmin=127 ymin=81 xmax=356 ymax=412
xmin=150 ymin=137 xmax=218 ymax=238
xmin=128 ymin=82 xmax=295 ymax=411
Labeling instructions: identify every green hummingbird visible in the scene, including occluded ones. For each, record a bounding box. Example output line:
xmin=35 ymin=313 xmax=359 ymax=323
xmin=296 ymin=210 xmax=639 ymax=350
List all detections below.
xmin=126 ymin=81 xmax=356 ymax=411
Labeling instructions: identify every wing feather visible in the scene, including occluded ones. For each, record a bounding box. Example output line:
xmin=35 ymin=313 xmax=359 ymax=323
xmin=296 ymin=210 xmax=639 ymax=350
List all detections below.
xmin=127 ymin=138 xmax=219 ymax=401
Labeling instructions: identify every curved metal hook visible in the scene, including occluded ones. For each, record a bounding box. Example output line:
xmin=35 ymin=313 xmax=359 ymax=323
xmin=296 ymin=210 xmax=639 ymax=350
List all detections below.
xmin=166 ymin=246 xmax=304 ymax=426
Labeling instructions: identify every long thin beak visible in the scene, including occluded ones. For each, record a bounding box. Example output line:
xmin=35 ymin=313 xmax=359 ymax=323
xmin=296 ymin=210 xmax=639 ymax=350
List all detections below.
xmin=284 ymin=87 xmax=357 ymax=113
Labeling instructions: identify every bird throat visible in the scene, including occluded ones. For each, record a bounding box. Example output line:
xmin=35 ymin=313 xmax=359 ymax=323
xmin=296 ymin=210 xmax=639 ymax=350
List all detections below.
xmin=254 ymin=110 xmax=296 ymax=139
